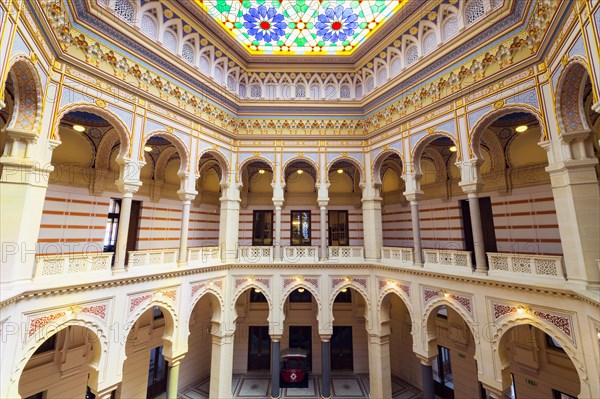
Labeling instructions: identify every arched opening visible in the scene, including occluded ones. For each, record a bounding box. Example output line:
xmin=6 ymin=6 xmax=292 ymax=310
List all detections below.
xmin=498 ymin=324 xmax=580 ymax=399
xmin=231 ymin=287 xmax=272 ymax=395
xmin=120 ymin=305 xmax=176 ymax=399
xmin=329 ymin=287 xmax=370 ymax=392
xmin=239 ymin=160 xmax=274 ymax=250
xmin=178 ymin=292 xmax=222 ymax=397
xmin=412 ymin=135 xmax=462 ymax=251
xmin=379 ymin=291 xmax=422 ymax=396
xmin=424 ymin=303 xmax=478 ymax=399
xmin=327 ymin=159 xmax=363 ymax=248
xmin=374 ymin=152 xmax=410 ymax=248
xmin=18 ymin=326 xmax=103 ymax=399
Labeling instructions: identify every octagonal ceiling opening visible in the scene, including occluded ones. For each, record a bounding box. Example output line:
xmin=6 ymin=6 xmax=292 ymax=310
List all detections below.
xmin=196 ymin=0 xmax=407 ymax=55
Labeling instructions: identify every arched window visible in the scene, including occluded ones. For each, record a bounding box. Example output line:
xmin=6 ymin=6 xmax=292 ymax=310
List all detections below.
xmin=422 ymin=32 xmax=437 ymax=55
xmin=214 ymin=68 xmax=224 ymax=84
xmin=239 ymin=84 xmax=247 ymax=98
xmin=141 ymin=14 xmax=157 ymax=39
xmin=442 ymin=16 xmax=459 ymax=41
xmin=310 ymin=84 xmax=320 ymax=99
xmin=390 ymin=57 xmax=402 ymax=76
xmin=295 ymin=85 xmax=306 ymax=98
xmin=182 ymin=43 xmax=194 ymax=63
xmin=340 ymin=85 xmax=351 ymax=99
xmin=355 ymin=84 xmax=363 ymax=98
xmin=163 ymin=30 xmax=177 ymax=53
xmin=366 ymin=76 xmax=374 ymax=93
xmin=227 ymin=76 xmax=236 ymax=91
xmin=325 ymin=85 xmax=336 ymax=99
xmin=113 ymin=0 xmax=134 ymax=22
xmin=465 ymin=0 xmax=486 ymax=25
xmin=377 ymin=68 xmax=387 ymax=85
xmin=199 ymin=56 xmax=210 ymax=74
xmin=406 ymin=45 xmax=419 ymax=66
xmin=250 ymin=84 xmax=262 ymax=99
xmin=281 ymin=84 xmax=291 ymax=99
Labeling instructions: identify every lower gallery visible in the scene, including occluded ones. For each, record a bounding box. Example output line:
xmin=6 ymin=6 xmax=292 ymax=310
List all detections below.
xmin=1 ymin=0 xmax=599 ymax=398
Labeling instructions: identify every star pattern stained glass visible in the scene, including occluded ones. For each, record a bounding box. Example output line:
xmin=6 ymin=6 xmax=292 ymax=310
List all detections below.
xmin=195 ymin=0 xmax=407 ymax=55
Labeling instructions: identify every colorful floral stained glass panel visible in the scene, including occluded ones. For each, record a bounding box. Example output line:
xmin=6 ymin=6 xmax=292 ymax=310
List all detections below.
xmin=194 ymin=0 xmax=406 ymax=55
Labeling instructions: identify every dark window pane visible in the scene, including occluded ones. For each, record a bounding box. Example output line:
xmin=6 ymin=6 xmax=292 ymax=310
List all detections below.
xmin=33 ymin=334 xmax=57 ymax=355
xmin=291 ymin=211 xmax=311 ymax=246
xmin=289 ymin=289 xmax=312 ymax=302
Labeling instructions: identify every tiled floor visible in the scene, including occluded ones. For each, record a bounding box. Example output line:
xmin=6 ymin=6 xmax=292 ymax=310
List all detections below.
xmin=181 ymin=373 xmax=422 ymax=399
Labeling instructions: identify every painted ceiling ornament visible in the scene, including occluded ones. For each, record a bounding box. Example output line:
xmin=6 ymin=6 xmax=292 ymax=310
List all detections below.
xmin=243 ymin=5 xmax=287 ymax=44
xmin=315 ymin=5 xmax=359 ymax=44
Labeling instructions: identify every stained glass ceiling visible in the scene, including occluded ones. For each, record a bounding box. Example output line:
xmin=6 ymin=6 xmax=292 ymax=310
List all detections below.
xmin=195 ymin=0 xmax=407 ymax=55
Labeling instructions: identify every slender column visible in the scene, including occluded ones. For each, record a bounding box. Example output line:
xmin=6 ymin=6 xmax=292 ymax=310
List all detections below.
xmin=321 ymin=338 xmax=332 ymax=399
xmin=466 ymin=191 xmax=487 ymax=273
xmin=166 ymin=360 xmax=181 ymax=399
xmin=219 ymin=183 xmax=241 ymax=262
xmin=405 ymin=193 xmax=423 ymax=265
xmin=113 ymin=190 xmax=135 ymax=272
xmin=420 ymin=362 xmax=435 ymax=399
xmin=270 ymin=338 xmax=281 ymax=398
xmin=319 ymin=203 xmax=328 ymax=260
xmin=209 ymin=332 xmax=235 ymax=399
xmin=273 ymin=201 xmax=283 ymax=261
xmin=367 ymin=334 xmax=392 ymax=399
xmin=177 ymin=195 xmax=193 ymax=265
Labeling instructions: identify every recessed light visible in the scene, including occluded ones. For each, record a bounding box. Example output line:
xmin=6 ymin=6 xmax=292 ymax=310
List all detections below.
xmin=258 ymin=169 xmax=266 ymax=174
xmin=297 ymin=170 xmax=303 ymax=174
xmin=144 ymin=146 xmax=153 ymax=152
xmin=337 ymin=169 xmax=344 ymax=174
xmin=515 ymin=125 xmax=528 ymax=133
xmin=254 ymin=288 xmax=261 ymax=293
xmin=449 ymin=146 xmax=457 ymax=152
xmin=341 ymin=287 xmax=348 ymax=293
xmin=297 ymin=288 xmax=305 ymax=293
xmin=72 ymin=124 xmax=85 ymax=132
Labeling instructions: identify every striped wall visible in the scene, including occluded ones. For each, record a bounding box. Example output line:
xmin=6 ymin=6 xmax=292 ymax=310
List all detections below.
xmin=38 ymin=186 xmax=109 ymax=255
xmin=137 ymin=200 xmax=182 ymax=250
xmin=239 ymin=205 xmax=364 ymax=247
xmin=188 ymin=205 xmax=220 ymax=248
xmin=381 ymin=184 xmax=562 ymax=255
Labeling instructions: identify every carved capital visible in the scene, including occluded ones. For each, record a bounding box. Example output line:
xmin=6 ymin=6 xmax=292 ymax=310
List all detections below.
xmin=115 ymin=179 xmax=141 ymax=195
xmin=177 ymin=189 xmax=197 ymax=202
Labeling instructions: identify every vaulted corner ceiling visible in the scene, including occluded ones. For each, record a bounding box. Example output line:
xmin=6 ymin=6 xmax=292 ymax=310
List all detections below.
xmin=35 ymin=0 xmax=561 ymax=136
xmin=193 ymin=0 xmax=407 ymax=56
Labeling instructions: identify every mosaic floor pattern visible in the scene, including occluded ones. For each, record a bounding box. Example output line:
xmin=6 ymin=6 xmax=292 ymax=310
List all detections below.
xmin=181 ymin=374 xmax=422 ymax=399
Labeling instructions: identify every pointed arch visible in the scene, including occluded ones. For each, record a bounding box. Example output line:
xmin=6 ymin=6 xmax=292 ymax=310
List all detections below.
xmin=411 ymin=131 xmax=459 ymax=175
xmin=327 ymin=155 xmax=365 ymax=184
xmin=556 ymin=59 xmax=593 ymax=134
xmin=3 ymin=57 xmax=43 ymax=133
xmin=372 ymin=149 xmax=405 ymax=185
xmin=142 ymin=130 xmax=190 ymax=175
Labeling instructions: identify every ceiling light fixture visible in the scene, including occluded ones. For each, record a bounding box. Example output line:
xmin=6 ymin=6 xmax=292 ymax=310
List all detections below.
xmin=341 ymin=287 xmax=348 ymax=293
xmin=449 ymin=146 xmax=457 ymax=152
xmin=297 ymin=287 xmax=305 ymax=293
xmin=258 ymin=169 xmax=266 ymax=174
xmin=337 ymin=169 xmax=344 ymax=174
xmin=144 ymin=146 xmax=153 ymax=152
xmin=515 ymin=125 xmax=528 ymax=133
xmin=254 ymin=288 xmax=261 ymax=293
xmin=72 ymin=124 xmax=85 ymax=132
xmin=297 ymin=170 xmax=303 ymax=174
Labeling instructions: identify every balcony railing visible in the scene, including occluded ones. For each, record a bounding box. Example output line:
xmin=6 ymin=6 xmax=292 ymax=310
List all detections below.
xmin=487 ymin=252 xmax=565 ymax=281
xmin=283 ymin=246 xmax=319 ymax=263
xmin=424 ymin=249 xmax=473 ymax=270
xmin=328 ymin=246 xmax=365 ymax=261
xmin=34 ymin=252 xmax=113 ymax=278
xmin=188 ymin=246 xmax=220 ymax=265
xmin=381 ymin=247 xmax=414 ymax=266
xmin=128 ymin=249 xmax=178 ymax=268
xmin=238 ymin=246 xmax=273 ymax=263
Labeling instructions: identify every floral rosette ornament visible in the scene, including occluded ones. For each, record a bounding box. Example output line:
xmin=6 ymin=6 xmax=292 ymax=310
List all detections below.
xmin=243 ymin=5 xmax=287 ymax=43
xmin=315 ymin=5 xmax=359 ymax=43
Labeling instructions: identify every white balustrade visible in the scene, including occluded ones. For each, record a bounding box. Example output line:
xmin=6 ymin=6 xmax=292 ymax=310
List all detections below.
xmin=381 ymin=247 xmax=414 ymax=266
xmin=34 ymin=252 xmax=113 ymax=278
xmin=238 ymin=246 xmax=274 ymax=263
xmin=283 ymin=246 xmax=319 ymax=263
xmin=127 ymin=249 xmax=178 ymax=268
xmin=328 ymin=246 xmax=364 ymax=261
xmin=188 ymin=246 xmax=221 ymax=264
xmin=423 ymin=249 xmax=473 ymax=271
xmin=487 ymin=252 xmax=565 ymax=280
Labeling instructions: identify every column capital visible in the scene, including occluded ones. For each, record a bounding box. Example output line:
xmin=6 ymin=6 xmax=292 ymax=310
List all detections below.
xmin=3 ymin=126 xmax=38 ymax=142
xmin=317 ymin=200 xmax=329 ymax=208
xmin=319 ymin=333 xmax=332 ymax=342
xmin=272 ymin=199 xmax=284 ymax=208
xmin=415 ymin=354 xmax=436 ymax=366
xmin=164 ymin=354 xmax=186 ymax=366
xmin=403 ymin=191 xmax=423 ymax=202
xmin=459 ymin=181 xmax=482 ymax=195
xmin=177 ymin=189 xmax=197 ymax=202
xmin=269 ymin=334 xmax=283 ymax=342
xmin=116 ymin=180 xmax=141 ymax=196
xmin=92 ymin=383 xmax=120 ymax=399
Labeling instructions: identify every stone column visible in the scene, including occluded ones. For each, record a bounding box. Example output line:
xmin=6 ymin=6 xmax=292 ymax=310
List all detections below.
xmin=319 ymin=201 xmax=328 ymax=260
xmin=405 ymin=193 xmax=424 ymax=265
xmin=270 ymin=337 xmax=281 ymax=398
xmin=367 ymin=334 xmax=392 ymax=399
xmin=166 ymin=358 xmax=182 ymax=399
xmin=321 ymin=336 xmax=332 ymax=399
xmin=420 ymin=361 xmax=435 ymax=399
xmin=113 ymin=181 xmax=141 ymax=272
xmin=209 ymin=332 xmax=235 ymax=399
xmin=361 ymin=184 xmax=383 ymax=261
xmin=177 ymin=192 xmax=196 ymax=265
xmin=273 ymin=200 xmax=283 ymax=261
xmin=465 ymin=189 xmax=487 ymax=274
xmin=219 ymin=183 xmax=241 ymax=262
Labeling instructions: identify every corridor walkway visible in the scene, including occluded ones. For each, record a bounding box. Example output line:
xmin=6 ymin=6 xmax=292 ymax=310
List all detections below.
xmin=180 ymin=374 xmax=422 ymax=398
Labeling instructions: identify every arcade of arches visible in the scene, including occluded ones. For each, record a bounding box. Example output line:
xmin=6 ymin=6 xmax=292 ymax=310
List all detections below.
xmin=1 ymin=0 xmax=599 ymax=398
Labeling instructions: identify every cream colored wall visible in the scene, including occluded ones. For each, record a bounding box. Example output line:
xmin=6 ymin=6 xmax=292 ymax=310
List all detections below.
xmin=232 ymin=291 xmax=270 ymax=374
xmin=178 ymin=297 xmax=213 ymax=390
xmin=388 ymin=295 xmax=421 ymax=388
